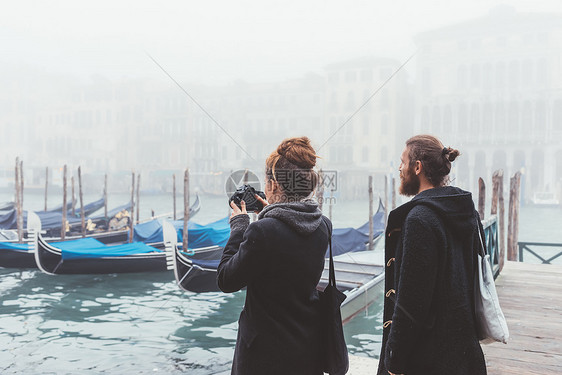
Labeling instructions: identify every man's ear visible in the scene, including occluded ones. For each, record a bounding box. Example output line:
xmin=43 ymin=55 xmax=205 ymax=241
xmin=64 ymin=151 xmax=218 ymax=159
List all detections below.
xmin=415 ymin=160 xmax=423 ymax=176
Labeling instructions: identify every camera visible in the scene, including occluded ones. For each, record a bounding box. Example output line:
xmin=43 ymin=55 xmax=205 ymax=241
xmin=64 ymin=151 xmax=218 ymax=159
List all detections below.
xmin=229 ymin=185 xmax=267 ymax=212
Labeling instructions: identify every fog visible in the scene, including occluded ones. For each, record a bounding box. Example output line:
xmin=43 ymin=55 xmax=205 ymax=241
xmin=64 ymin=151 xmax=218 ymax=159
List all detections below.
xmin=1 ymin=1 xmax=561 ymax=202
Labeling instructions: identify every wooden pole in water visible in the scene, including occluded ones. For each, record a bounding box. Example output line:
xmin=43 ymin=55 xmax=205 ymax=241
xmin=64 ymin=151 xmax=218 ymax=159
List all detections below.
xmin=71 ymin=176 xmax=76 ymax=217
xmin=14 ymin=158 xmax=22 ymax=243
xmin=512 ymin=171 xmax=521 ymax=261
xmin=183 ymin=169 xmax=189 ymax=252
xmin=19 ymin=160 xmax=24 ymax=241
xmin=136 ymin=174 xmax=141 ymax=224
xmin=19 ymin=160 xmax=24 ymax=209
xmin=104 ymin=174 xmax=108 ymax=219
xmin=129 ymin=171 xmax=135 ymax=243
xmin=61 ymin=165 xmax=67 ymax=240
xmin=507 ymin=171 xmax=522 ymax=261
xmin=317 ymin=169 xmax=324 ymax=211
xmin=44 ymin=167 xmax=49 ymax=212
xmin=368 ymin=175 xmax=374 ymax=250
xmin=507 ymin=175 xmax=514 ymax=261
xmin=78 ymin=167 xmax=85 ymax=237
xmin=491 ymin=172 xmax=500 ymax=216
xmin=478 ymin=177 xmax=486 ymax=220
xmin=173 ymin=174 xmax=177 ymax=221
xmin=498 ymin=171 xmax=505 ymax=271
xmin=491 ymin=170 xmax=505 ymax=272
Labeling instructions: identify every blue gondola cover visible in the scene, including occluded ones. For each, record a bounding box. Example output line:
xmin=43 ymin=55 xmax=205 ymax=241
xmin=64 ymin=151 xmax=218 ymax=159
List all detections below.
xmin=51 ymin=237 xmax=161 ymax=260
xmin=133 ymin=217 xmax=230 ymax=248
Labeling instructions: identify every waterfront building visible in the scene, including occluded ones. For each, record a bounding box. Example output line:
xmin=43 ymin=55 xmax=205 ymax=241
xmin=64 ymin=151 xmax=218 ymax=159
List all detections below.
xmin=414 ymin=5 xmax=562 ymax=201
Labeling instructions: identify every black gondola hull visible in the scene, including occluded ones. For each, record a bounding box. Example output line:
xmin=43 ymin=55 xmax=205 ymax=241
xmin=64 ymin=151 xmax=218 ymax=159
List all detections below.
xmin=0 ymin=249 xmax=35 ymax=268
xmin=36 ymin=235 xmax=170 ymax=275
xmin=174 ymin=246 xmax=223 ymax=293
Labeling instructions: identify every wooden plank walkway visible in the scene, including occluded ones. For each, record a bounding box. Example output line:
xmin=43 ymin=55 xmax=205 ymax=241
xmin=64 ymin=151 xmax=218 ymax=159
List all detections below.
xmin=482 ymin=261 xmax=562 ymax=375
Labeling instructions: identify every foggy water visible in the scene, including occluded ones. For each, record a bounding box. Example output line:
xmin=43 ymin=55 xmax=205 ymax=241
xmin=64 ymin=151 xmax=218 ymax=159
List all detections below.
xmin=1 ymin=192 xmax=560 ymax=373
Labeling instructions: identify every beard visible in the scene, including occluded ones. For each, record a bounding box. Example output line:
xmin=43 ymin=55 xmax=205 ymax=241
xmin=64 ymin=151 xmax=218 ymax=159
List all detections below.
xmin=399 ymin=168 xmax=420 ymax=197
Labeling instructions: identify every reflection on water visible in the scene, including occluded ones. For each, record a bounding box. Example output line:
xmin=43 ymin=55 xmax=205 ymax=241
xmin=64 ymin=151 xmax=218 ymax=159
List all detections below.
xmin=0 ymin=266 xmax=383 ymax=373
xmin=0 ymin=269 xmax=242 ymax=373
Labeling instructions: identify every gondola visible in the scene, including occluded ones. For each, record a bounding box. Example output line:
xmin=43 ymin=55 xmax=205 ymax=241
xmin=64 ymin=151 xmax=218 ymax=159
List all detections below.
xmin=0 ymin=197 xmax=202 ymax=270
xmin=35 ymin=221 xmax=177 ymax=275
xmin=0 ymin=211 xmax=41 ymax=268
xmin=173 ymin=199 xmax=386 ymax=293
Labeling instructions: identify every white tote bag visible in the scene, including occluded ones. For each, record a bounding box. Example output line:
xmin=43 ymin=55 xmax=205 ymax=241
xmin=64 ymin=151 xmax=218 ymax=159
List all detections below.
xmin=474 ymin=222 xmax=509 ymax=344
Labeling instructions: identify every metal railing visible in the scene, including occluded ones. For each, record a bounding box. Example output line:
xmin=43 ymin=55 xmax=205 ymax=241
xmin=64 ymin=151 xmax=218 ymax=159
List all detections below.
xmin=482 ymin=216 xmax=500 ymax=279
xmin=518 ymin=242 xmax=562 ymax=264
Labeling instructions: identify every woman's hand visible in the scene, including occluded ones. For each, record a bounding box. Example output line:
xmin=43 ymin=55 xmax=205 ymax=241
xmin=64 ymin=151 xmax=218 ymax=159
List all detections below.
xmin=388 ymin=372 xmax=403 ymax=375
xmin=230 ymin=200 xmax=248 ymax=218
xmin=254 ymin=194 xmax=269 ymax=213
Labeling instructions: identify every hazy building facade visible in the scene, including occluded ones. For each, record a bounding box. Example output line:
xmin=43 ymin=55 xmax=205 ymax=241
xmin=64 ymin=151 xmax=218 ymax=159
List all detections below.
xmin=324 ymin=57 xmax=412 ymax=198
xmin=414 ymin=6 xmax=562 ymax=201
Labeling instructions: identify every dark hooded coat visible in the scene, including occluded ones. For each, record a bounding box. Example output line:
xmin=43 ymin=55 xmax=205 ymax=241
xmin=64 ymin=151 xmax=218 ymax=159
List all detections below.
xmin=217 ymin=199 xmax=330 ymax=375
xmin=377 ymin=186 xmax=487 ymax=375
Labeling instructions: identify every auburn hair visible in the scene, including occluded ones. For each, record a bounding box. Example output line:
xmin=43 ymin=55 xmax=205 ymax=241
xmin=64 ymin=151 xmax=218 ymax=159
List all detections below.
xmin=265 ymin=137 xmax=319 ymax=201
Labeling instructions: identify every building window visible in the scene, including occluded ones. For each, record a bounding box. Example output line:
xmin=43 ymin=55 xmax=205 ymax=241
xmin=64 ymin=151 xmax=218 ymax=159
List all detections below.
xmin=362 ymin=147 xmax=369 ymax=163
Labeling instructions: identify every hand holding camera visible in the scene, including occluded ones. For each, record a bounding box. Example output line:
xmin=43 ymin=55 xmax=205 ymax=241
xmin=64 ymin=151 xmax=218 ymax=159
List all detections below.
xmin=229 ymin=185 xmax=268 ymax=217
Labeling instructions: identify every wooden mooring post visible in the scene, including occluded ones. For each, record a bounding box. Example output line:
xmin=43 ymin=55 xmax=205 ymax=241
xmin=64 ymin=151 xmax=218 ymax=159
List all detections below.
xmin=129 ymin=171 xmax=135 ymax=243
xmin=478 ymin=177 xmax=486 ymax=220
xmin=173 ymin=174 xmax=177 ymax=221
xmin=368 ymin=175 xmax=374 ymax=250
xmin=44 ymin=166 xmax=49 ymax=212
xmin=136 ymin=174 xmax=141 ymax=224
xmin=104 ymin=174 xmax=108 ymax=219
xmin=14 ymin=158 xmax=23 ymax=243
xmin=507 ymin=171 xmax=521 ymax=261
xmin=183 ymin=169 xmax=190 ymax=253
xmin=19 ymin=160 xmax=23 ymax=214
xmin=61 ymin=165 xmax=67 ymax=240
xmin=71 ymin=176 xmax=76 ymax=217
xmin=78 ymin=167 xmax=85 ymax=237
xmin=491 ymin=170 xmax=506 ymax=273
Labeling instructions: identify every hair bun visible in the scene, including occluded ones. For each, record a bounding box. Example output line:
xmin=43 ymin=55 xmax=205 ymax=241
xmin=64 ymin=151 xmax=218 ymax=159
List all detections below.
xmin=276 ymin=136 xmax=318 ymax=169
xmin=447 ymin=148 xmax=460 ymax=162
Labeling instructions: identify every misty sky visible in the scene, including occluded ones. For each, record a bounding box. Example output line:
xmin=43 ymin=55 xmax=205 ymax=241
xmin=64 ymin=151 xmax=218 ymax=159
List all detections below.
xmin=2 ymin=0 xmax=560 ymax=85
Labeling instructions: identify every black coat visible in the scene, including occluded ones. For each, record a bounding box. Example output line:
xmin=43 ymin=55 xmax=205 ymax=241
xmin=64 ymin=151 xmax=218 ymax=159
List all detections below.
xmin=217 ymin=212 xmax=330 ymax=375
xmin=377 ymin=186 xmax=487 ymax=375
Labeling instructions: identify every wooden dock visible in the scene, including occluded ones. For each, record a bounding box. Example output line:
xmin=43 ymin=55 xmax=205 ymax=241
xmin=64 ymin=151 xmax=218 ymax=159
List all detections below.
xmin=482 ymin=261 xmax=562 ymax=375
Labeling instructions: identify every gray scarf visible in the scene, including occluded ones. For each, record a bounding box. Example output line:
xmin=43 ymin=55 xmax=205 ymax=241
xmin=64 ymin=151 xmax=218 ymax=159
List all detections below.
xmin=258 ymin=198 xmax=323 ymax=235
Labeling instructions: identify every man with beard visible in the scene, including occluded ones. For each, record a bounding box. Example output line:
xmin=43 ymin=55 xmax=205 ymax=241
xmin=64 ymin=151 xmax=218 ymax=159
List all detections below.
xmin=377 ymin=135 xmax=487 ymax=375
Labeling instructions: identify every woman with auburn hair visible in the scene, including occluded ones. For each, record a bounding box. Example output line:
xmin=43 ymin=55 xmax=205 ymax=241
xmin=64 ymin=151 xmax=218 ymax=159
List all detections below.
xmin=217 ymin=136 xmax=331 ymax=375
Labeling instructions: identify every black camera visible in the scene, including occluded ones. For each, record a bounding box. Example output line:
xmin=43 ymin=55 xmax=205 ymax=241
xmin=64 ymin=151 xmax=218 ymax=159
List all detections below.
xmin=229 ymin=185 xmax=267 ymax=212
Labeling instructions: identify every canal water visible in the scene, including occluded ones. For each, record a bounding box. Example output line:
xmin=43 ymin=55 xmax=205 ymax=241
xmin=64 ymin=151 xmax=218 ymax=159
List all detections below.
xmin=1 ymin=191 xmax=560 ymax=373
